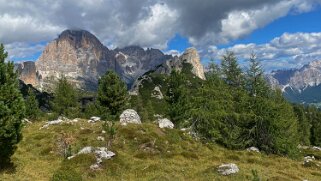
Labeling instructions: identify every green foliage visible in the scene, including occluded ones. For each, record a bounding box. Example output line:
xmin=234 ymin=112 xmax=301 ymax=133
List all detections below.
xmin=51 ymin=165 xmax=82 ymax=181
xmin=221 ymin=51 xmax=244 ymax=88
xmin=51 ymin=76 xmax=80 ymax=118
xmin=25 ymin=87 xmax=41 ymax=120
xmin=0 ymin=44 xmax=25 ymax=167
xmin=251 ymin=169 xmax=261 ymax=181
xmin=293 ymin=104 xmax=311 ymax=145
xmin=166 ymin=70 xmax=191 ymax=127
xmin=103 ymin=121 xmax=117 ymax=149
xmin=97 ymin=70 xmax=128 ymax=119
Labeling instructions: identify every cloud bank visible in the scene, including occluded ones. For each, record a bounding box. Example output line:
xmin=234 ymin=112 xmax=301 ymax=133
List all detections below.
xmin=0 ymin=0 xmax=321 ymax=70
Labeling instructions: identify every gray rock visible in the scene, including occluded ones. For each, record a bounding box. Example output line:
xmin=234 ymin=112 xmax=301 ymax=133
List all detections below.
xmin=97 ymin=136 xmax=105 ymax=141
xmin=95 ymin=147 xmax=116 ymax=163
xmin=217 ymin=163 xmax=239 ymax=176
xmin=158 ymin=118 xmax=174 ymax=129
xmin=151 ymin=86 xmax=164 ymax=99
xmin=78 ymin=146 xmax=94 ymax=154
xmin=246 ymin=147 xmax=260 ymax=152
xmin=120 ymin=109 xmax=141 ymax=126
xmin=88 ymin=116 xmax=101 ymax=123
xmin=312 ymin=146 xmax=321 ymax=151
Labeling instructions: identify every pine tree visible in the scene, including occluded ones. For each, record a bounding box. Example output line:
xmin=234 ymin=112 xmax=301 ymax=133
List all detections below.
xmin=25 ymin=87 xmax=41 ymax=120
xmin=293 ymin=104 xmax=311 ymax=145
xmin=51 ymin=76 xmax=80 ymax=118
xmin=0 ymin=44 xmax=26 ymax=167
xmin=221 ymin=51 xmax=244 ymax=88
xmin=97 ymin=70 xmax=128 ymax=119
xmin=166 ymin=70 xmax=190 ymax=126
xmin=246 ymin=54 xmax=269 ymax=98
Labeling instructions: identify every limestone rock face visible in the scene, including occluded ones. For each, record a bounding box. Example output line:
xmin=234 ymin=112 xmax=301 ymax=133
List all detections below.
xmin=15 ymin=61 xmax=39 ymax=85
xmin=180 ymin=48 xmax=206 ymax=80
xmin=114 ymin=46 xmax=172 ymax=87
xmin=17 ymin=29 xmax=172 ymax=91
xmin=35 ymin=30 xmax=116 ymax=91
xmin=119 ymin=109 xmax=141 ymax=126
xmin=155 ymin=47 xmax=206 ymax=80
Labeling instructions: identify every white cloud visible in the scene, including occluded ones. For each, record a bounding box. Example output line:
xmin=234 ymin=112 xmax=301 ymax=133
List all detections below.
xmin=0 ymin=0 xmax=320 ymax=62
xmin=208 ymin=32 xmax=321 ymax=71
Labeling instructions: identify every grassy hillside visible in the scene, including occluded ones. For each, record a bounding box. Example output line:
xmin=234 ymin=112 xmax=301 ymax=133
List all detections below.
xmin=1 ymin=119 xmax=320 ymax=181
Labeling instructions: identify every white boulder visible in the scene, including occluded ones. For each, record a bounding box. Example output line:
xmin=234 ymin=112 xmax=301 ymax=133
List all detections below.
xmin=119 ymin=109 xmax=141 ymax=126
xmin=246 ymin=147 xmax=260 ymax=152
xmin=217 ymin=163 xmax=239 ymax=176
xmin=312 ymin=146 xmax=321 ymax=151
xmin=151 ymin=86 xmax=164 ymax=99
xmin=88 ymin=116 xmax=101 ymax=123
xmin=158 ymin=118 xmax=174 ymax=129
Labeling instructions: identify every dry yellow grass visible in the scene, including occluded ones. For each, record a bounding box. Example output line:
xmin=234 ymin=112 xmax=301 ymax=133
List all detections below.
xmin=1 ymin=120 xmax=320 ymax=181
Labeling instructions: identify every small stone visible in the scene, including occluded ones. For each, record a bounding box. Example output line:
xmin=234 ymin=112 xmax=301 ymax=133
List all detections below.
xmin=90 ymin=164 xmax=101 ymax=170
xmin=102 ymin=130 xmax=106 ymax=134
xmin=158 ymin=118 xmax=174 ymax=129
xmin=97 ymin=136 xmax=105 ymax=141
xmin=246 ymin=147 xmax=260 ymax=152
xmin=218 ymin=163 xmax=239 ymax=176
xmin=88 ymin=116 xmax=101 ymax=123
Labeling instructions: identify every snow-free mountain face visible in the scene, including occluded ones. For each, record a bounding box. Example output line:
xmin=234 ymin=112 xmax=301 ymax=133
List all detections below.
xmin=267 ymin=60 xmax=321 ymax=104
xmin=16 ymin=29 xmax=206 ymax=92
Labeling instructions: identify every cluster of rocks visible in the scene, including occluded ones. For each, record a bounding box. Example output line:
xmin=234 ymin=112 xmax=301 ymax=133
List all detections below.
xmin=40 ymin=116 xmax=79 ymax=129
xmin=217 ymin=163 xmax=239 ymax=176
xmin=68 ymin=146 xmax=115 ymax=170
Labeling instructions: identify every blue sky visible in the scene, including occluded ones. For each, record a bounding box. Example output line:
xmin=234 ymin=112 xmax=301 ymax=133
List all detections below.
xmin=2 ymin=0 xmax=321 ymax=71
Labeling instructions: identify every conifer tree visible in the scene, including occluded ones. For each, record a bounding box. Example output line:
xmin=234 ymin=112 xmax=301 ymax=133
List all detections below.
xmin=0 ymin=44 xmax=26 ymax=167
xmin=221 ymin=51 xmax=244 ymax=88
xmin=25 ymin=87 xmax=41 ymax=120
xmin=293 ymin=104 xmax=311 ymax=145
xmin=51 ymin=76 xmax=80 ymax=118
xmin=246 ymin=54 xmax=269 ymax=97
xmin=166 ymin=70 xmax=190 ymax=126
xmin=97 ymin=70 xmax=128 ymax=119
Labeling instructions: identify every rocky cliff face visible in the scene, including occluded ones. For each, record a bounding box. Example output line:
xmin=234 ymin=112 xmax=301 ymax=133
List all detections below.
xmin=17 ymin=30 xmax=206 ymax=92
xmin=266 ymin=60 xmax=321 ymax=104
xmin=35 ymin=30 xmax=116 ymax=91
xmin=17 ymin=30 xmax=172 ymax=91
xmin=154 ymin=47 xmax=206 ymax=80
xmin=267 ymin=60 xmax=321 ymax=92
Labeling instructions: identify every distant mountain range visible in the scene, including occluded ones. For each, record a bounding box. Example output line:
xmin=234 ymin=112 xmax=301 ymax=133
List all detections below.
xmin=266 ymin=60 xmax=321 ymax=105
xmin=15 ymin=29 xmax=205 ymax=92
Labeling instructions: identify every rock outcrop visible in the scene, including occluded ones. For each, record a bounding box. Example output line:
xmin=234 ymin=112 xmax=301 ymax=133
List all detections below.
xmin=17 ymin=29 xmax=172 ymax=91
xmin=266 ymin=60 xmax=321 ymax=104
xmin=155 ymin=47 xmax=206 ymax=80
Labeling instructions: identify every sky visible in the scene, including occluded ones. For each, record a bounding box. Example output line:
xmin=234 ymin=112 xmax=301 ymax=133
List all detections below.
xmin=1 ymin=0 xmax=321 ymax=72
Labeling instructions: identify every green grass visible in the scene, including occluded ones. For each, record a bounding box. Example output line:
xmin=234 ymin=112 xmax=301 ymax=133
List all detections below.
xmin=1 ymin=120 xmax=321 ymax=181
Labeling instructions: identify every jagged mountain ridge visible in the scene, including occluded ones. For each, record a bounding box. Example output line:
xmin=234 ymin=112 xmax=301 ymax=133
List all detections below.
xmin=16 ymin=29 xmax=205 ymax=91
xmin=267 ymin=60 xmax=321 ymax=104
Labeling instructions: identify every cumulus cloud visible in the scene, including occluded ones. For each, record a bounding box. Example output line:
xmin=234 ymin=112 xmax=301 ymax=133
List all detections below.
xmin=208 ymin=32 xmax=321 ymax=71
xmin=0 ymin=0 xmax=320 ymax=62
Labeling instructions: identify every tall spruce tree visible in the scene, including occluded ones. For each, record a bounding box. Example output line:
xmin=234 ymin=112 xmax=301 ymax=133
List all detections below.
xmin=97 ymin=70 xmax=128 ymax=119
xmin=51 ymin=76 xmax=80 ymax=118
xmin=0 ymin=44 xmax=26 ymax=167
xmin=221 ymin=51 xmax=244 ymax=88
xmin=25 ymin=87 xmax=41 ymax=120
xmin=246 ymin=54 xmax=269 ymax=98
xmin=166 ymin=70 xmax=190 ymax=126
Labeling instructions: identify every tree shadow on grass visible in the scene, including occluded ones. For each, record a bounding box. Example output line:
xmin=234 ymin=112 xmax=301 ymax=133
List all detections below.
xmin=0 ymin=161 xmax=17 ymax=174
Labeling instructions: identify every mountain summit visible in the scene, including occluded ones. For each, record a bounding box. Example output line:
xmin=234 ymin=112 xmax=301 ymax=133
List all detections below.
xmin=267 ymin=60 xmax=321 ymax=104
xmin=17 ymin=29 xmax=205 ymax=91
